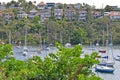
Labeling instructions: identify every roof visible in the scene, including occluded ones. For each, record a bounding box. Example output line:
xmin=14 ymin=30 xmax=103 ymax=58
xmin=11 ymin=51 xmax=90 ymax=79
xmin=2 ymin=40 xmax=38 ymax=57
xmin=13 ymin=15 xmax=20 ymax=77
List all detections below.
xmin=29 ymin=9 xmax=37 ymax=13
xmin=37 ymin=2 xmax=45 ymax=6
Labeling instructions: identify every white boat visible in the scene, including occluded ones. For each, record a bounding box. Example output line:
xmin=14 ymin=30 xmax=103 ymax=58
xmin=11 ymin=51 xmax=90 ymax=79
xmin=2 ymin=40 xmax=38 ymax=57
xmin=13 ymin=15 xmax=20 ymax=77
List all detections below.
xmin=65 ymin=43 xmax=71 ymax=47
xmin=96 ymin=43 xmax=99 ymax=46
xmin=115 ymin=57 xmax=120 ymax=61
xmin=23 ymin=46 xmax=28 ymax=56
xmin=114 ymin=51 xmax=120 ymax=61
xmin=22 ymin=27 xmax=28 ymax=56
xmin=95 ymin=65 xmax=114 ymax=73
xmin=114 ymin=55 xmax=120 ymax=61
xmin=98 ymin=60 xmax=115 ymax=67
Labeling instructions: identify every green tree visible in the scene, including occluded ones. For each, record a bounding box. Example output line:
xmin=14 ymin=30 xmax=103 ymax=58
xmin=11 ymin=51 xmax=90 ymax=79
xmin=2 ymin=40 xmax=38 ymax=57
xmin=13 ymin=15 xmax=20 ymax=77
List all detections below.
xmin=0 ymin=44 xmax=13 ymax=61
xmin=104 ymin=5 xmax=113 ymax=12
xmin=0 ymin=43 xmax=101 ymax=80
xmin=71 ymin=28 xmax=87 ymax=44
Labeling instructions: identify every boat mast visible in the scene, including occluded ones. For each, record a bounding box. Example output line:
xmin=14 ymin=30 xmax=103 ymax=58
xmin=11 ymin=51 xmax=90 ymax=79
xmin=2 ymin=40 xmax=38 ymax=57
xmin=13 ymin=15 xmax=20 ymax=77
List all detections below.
xmin=39 ymin=29 xmax=42 ymax=49
xmin=24 ymin=14 xmax=28 ymax=47
xmin=25 ymin=26 xmax=27 ymax=47
xmin=102 ymin=27 xmax=105 ymax=46
xmin=106 ymin=23 xmax=109 ymax=60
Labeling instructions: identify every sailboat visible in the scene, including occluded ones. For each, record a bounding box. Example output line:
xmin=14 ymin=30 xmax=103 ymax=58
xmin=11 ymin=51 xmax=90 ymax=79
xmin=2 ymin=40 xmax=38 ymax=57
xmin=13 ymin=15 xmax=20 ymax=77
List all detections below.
xmin=98 ymin=27 xmax=106 ymax=53
xmin=95 ymin=37 xmax=115 ymax=73
xmin=23 ymin=27 xmax=28 ymax=56
xmin=98 ymin=23 xmax=115 ymax=67
xmin=37 ymin=30 xmax=42 ymax=54
xmin=88 ymin=42 xmax=95 ymax=50
xmin=95 ymin=65 xmax=114 ymax=73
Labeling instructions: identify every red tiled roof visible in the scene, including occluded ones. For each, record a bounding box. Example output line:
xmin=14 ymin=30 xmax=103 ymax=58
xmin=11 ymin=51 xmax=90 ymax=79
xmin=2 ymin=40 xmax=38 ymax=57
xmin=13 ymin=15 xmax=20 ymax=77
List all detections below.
xmin=56 ymin=2 xmax=62 ymax=4
xmin=37 ymin=2 xmax=45 ymax=6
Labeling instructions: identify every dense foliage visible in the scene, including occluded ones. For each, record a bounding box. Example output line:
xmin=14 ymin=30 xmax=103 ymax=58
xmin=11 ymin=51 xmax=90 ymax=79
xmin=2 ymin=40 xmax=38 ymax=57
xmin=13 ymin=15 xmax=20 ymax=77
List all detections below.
xmin=1 ymin=0 xmax=120 ymax=46
xmin=0 ymin=44 xmax=102 ymax=80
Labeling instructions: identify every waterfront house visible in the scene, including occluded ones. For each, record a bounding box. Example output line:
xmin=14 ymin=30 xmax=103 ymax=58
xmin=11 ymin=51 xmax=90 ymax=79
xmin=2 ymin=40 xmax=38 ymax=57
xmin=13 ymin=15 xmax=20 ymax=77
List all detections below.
xmin=54 ymin=9 xmax=63 ymax=19
xmin=110 ymin=6 xmax=118 ymax=11
xmin=77 ymin=10 xmax=87 ymax=21
xmin=0 ymin=3 xmax=5 ymax=10
xmin=92 ymin=11 xmax=103 ymax=19
xmin=8 ymin=3 xmax=19 ymax=9
xmin=2 ymin=12 xmax=14 ymax=20
xmin=28 ymin=9 xmax=38 ymax=18
xmin=40 ymin=9 xmax=51 ymax=22
xmin=55 ymin=3 xmax=63 ymax=9
xmin=65 ymin=4 xmax=74 ymax=9
xmin=74 ymin=3 xmax=81 ymax=9
xmin=64 ymin=9 xmax=76 ymax=21
xmin=37 ymin=2 xmax=46 ymax=10
xmin=17 ymin=9 xmax=26 ymax=19
xmin=46 ymin=3 xmax=55 ymax=9
xmin=109 ymin=11 xmax=120 ymax=21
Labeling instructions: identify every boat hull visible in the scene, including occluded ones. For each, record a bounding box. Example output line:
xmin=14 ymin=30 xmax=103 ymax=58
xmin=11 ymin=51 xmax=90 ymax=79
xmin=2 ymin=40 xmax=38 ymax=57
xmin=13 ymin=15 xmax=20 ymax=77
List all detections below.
xmin=99 ymin=50 xmax=106 ymax=53
xmin=95 ymin=66 xmax=114 ymax=73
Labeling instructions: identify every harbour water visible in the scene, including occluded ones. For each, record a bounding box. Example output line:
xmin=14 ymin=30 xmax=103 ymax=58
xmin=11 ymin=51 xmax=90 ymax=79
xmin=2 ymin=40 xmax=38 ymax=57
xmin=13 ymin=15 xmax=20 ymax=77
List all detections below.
xmin=12 ymin=46 xmax=120 ymax=80
xmin=12 ymin=46 xmax=57 ymax=60
xmin=84 ymin=46 xmax=120 ymax=80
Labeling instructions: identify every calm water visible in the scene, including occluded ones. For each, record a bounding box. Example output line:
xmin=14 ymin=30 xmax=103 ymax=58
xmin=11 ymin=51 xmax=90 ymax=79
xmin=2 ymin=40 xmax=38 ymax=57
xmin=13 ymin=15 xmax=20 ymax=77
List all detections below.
xmin=12 ymin=46 xmax=57 ymax=60
xmin=12 ymin=46 xmax=120 ymax=80
xmin=83 ymin=46 xmax=120 ymax=80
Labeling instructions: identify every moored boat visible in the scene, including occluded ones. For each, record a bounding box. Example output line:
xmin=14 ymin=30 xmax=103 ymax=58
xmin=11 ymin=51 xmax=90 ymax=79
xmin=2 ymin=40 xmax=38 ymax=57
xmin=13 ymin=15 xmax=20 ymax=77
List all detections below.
xmin=95 ymin=65 xmax=114 ymax=73
xmin=99 ymin=50 xmax=106 ymax=53
xmin=98 ymin=60 xmax=115 ymax=67
xmin=114 ymin=57 xmax=120 ymax=61
xmin=23 ymin=46 xmax=28 ymax=56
